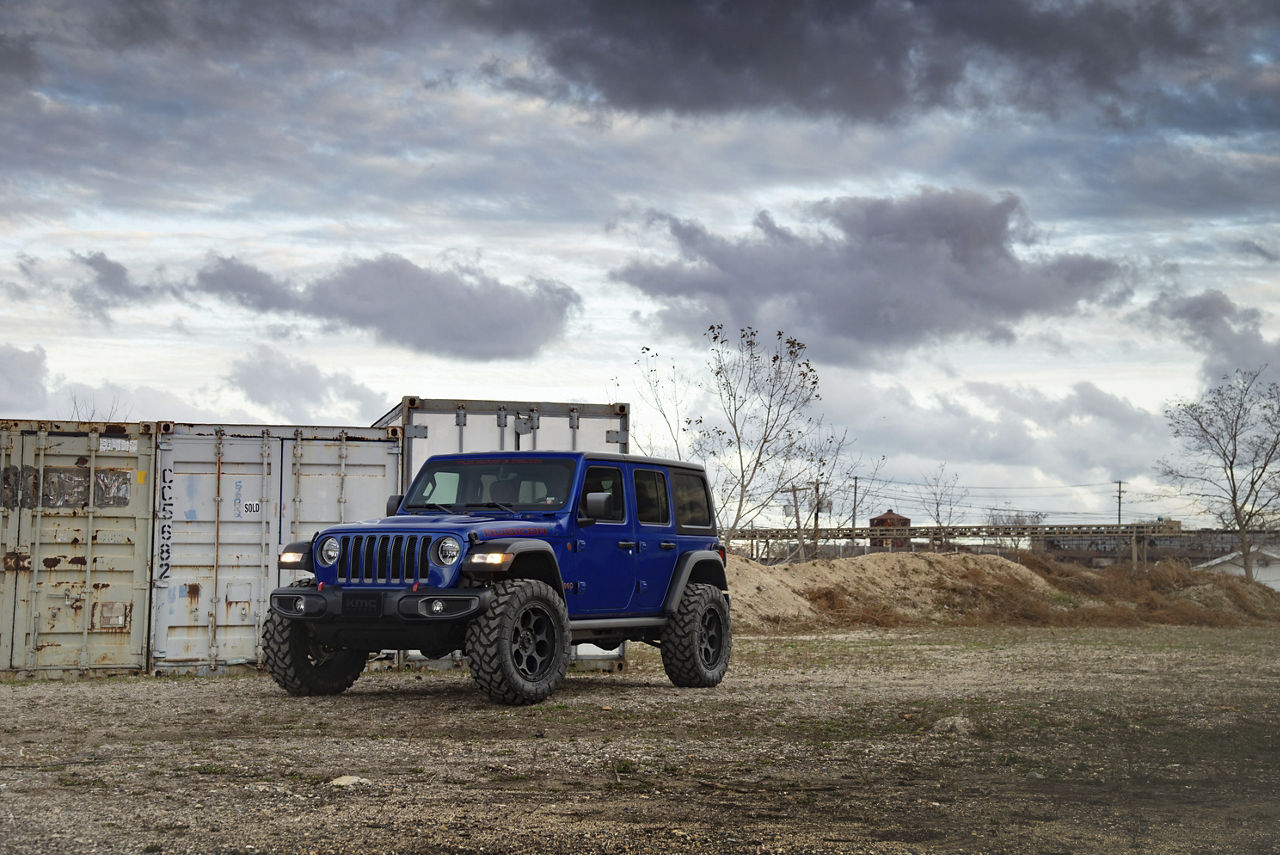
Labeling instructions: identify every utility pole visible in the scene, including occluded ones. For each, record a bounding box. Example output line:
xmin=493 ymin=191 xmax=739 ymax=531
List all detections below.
xmin=1115 ymin=480 xmax=1124 ymax=525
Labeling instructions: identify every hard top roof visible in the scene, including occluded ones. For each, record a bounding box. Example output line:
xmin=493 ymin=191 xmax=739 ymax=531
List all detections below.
xmin=425 ymin=449 xmax=706 ymax=474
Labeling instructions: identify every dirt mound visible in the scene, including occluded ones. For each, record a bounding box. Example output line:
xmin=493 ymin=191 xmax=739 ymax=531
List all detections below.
xmin=727 ymin=551 xmax=1280 ymax=632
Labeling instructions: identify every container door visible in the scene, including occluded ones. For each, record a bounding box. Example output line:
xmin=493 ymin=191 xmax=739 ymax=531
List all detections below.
xmin=1 ymin=426 xmax=19 ymax=668
xmin=5 ymin=426 xmax=153 ymax=675
xmin=150 ymin=429 xmax=279 ymax=671
xmin=278 ymin=430 xmax=401 ymax=586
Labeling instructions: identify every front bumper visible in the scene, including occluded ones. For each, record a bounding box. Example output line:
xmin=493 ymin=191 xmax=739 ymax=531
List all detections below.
xmin=268 ymin=585 xmax=491 ymax=623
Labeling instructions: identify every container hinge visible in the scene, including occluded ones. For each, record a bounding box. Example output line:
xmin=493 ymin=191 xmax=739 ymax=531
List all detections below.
xmin=606 ymin=429 xmax=628 ymax=445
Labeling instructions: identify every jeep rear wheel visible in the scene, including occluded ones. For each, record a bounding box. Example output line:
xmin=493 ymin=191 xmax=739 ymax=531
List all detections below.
xmin=262 ymin=581 xmax=367 ymax=696
xmin=661 ymin=582 xmax=731 ymax=688
xmin=465 ymin=578 xmax=571 ymax=705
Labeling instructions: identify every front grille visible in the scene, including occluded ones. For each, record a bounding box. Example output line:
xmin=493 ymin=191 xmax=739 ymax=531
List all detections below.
xmin=337 ymin=534 xmax=432 ymax=585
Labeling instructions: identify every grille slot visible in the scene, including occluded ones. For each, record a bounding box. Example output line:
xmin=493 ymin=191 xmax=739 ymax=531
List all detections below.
xmin=337 ymin=534 xmax=430 ymax=585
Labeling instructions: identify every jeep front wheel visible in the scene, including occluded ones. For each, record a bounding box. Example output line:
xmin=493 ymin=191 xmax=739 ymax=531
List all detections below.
xmin=262 ymin=581 xmax=367 ymax=696
xmin=465 ymin=578 xmax=571 ymax=705
xmin=661 ymin=582 xmax=732 ymax=688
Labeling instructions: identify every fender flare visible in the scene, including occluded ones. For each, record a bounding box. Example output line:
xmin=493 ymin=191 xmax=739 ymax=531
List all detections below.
xmin=467 ymin=538 xmax=567 ymax=600
xmin=662 ymin=550 xmax=728 ymax=616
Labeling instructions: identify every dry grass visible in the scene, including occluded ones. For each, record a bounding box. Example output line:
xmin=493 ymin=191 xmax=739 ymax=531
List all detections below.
xmin=731 ymin=550 xmax=1280 ymax=631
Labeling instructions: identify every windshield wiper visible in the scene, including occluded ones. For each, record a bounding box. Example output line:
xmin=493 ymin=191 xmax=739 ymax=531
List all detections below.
xmin=408 ymin=502 xmax=455 ymax=513
xmin=464 ymin=501 xmax=516 ymax=513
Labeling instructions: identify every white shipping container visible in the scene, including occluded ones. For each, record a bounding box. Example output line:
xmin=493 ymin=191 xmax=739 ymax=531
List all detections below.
xmin=149 ymin=424 xmax=401 ymax=674
xmin=373 ymin=397 xmax=630 ymax=488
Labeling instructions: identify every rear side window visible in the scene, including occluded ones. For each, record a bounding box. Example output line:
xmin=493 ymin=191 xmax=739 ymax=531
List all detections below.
xmin=633 ymin=469 xmax=670 ymax=526
xmin=672 ymin=472 xmax=713 ymax=531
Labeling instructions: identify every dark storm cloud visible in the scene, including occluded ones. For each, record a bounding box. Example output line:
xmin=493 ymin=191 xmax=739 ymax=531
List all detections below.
xmin=195 ymin=256 xmax=300 ymax=313
xmin=449 ymin=0 xmax=1280 ymax=130
xmin=79 ymin=0 xmax=426 ymax=53
xmin=59 ymin=253 xmax=581 ymax=359
xmin=1237 ymin=239 xmax=1278 ymax=263
xmin=304 ymin=255 xmax=582 ymax=359
xmin=227 ymin=345 xmax=386 ymax=424
xmin=70 ymin=251 xmax=158 ymax=322
xmin=0 ymin=343 xmax=48 ymax=413
xmin=0 ymin=33 xmax=39 ymax=89
xmin=613 ymin=189 xmax=1127 ymax=365
xmin=1150 ymin=289 xmax=1280 ymax=383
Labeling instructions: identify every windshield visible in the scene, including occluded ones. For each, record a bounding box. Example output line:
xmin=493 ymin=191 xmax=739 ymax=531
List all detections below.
xmin=404 ymin=457 xmax=576 ymax=512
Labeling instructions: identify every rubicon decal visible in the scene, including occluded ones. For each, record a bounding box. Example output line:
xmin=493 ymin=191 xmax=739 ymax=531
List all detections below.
xmin=483 ymin=526 xmax=550 ymax=538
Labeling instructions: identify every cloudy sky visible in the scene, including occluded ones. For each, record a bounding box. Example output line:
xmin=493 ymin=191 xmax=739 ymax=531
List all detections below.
xmin=3 ymin=0 xmax=1278 ymax=526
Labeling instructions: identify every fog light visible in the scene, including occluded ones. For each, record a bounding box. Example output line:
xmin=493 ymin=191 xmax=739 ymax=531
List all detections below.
xmin=293 ymin=597 xmax=307 ymax=613
xmin=430 ymin=599 xmax=446 ymax=615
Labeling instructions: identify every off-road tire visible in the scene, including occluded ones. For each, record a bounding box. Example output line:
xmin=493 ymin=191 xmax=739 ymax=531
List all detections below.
xmin=465 ymin=578 xmax=571 ymax=705
xmin=261 ymin=580 xmax=366 ymax=696
xmin=661 ymin=582 xmax=731 ymax=688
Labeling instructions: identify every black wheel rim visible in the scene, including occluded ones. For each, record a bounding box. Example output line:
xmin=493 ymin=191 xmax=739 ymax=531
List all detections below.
xmin=510 ymin=602 xmax=557 ymax=681
xmin=698 ymin=607 xmax=724 ymax=668
xmin=305 ymin=637 xmax=339 ymax=668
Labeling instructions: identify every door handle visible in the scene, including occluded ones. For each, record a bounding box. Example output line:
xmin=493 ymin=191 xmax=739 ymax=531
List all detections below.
xmin=659 ymin=541 xmax=677 ymax=550
xmin=617 ymin=541 xmax=636 ymax=549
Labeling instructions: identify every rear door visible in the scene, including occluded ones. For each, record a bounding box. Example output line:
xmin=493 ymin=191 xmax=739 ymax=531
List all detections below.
xmin=631 ymin=466 xmax=677 ymax=613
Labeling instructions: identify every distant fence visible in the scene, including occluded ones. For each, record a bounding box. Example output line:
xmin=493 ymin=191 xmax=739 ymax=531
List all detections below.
xmin=727 ymin=522 xmax=1257 ymax=566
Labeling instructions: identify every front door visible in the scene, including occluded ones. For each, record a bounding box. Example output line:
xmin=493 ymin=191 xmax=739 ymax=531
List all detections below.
xmin=570 ymin=464 xmax=635 ymax=614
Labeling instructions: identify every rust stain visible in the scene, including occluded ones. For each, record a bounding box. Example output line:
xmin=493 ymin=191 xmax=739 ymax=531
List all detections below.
xmin=42 ymin=557 xmax=60 ymax=570
xmin=69 ymin=556 xmax=87 ymax=566
xmin=3 ymin=551 xmax=31 ymax=573
xmin=75 ymin=456 xmax=88 ymax=467
xmin=92 ymin=582 xmax=110 ymax=590
xmin=185 ymin=583 xmax=201 ymax=605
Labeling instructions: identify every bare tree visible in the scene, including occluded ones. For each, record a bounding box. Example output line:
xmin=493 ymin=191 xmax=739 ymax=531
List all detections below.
xmin=688 ymin=325 xmax=825 ymax=538
xmin=912 ymin=462 xmax=969 ymax=526
xmin=632 ymin=346 xmax=690 ymax=459
xmin=911 ymin=462 xmax=969 ymax=548
xmin=66 ymin=392 xmax=128 ymax=422
xmin=1158 ymin=367 xmax=1280 ymax=582
xmin=986 ymin=505 xmax=1047 ymax=551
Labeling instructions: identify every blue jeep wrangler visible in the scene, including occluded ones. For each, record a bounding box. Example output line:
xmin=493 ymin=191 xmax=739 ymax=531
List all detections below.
xmin=262 ymin=451 xmax=730 ymax=704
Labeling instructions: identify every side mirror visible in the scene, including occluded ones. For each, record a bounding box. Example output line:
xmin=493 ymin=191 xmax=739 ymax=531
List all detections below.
xmin=585 ymin=492 xmax=612 ymax=519
xmin=386 ymin=494 xmax=404 ymax=517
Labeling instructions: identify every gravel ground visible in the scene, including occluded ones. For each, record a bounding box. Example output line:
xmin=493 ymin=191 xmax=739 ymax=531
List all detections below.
xmin=2 ymin=625 xmax=1277 ymax=854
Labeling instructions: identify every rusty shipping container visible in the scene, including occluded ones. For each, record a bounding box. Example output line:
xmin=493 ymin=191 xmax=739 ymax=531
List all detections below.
xmin=1 ymin=421 xmax=157 ymax=676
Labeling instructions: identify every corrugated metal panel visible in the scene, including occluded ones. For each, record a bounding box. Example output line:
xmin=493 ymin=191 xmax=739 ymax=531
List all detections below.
xmin=150 ymin=424 xmax=400 ymax=674
xmin=372 ymin=397 xmax=630 ymax=486
xmin=1 ymin=421 xmax=155 ymax=676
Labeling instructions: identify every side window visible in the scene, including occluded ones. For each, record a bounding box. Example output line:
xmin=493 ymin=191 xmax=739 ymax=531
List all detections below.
xmin=672 ymin=472 xmax=714 ymax=531
xmin=579 ymin=465 xmax=626 ymax=522
xmin=633 ymin=469 xmax=670 ymax=526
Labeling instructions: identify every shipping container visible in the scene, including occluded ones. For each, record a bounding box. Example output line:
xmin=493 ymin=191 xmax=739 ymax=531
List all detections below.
xmin=1 ymin=421 xmax=156 ymax=677
xmin=149 ymin=423 xmax=401 ymax=674
xmin=373 ymin=397 xmax=629 ymax=488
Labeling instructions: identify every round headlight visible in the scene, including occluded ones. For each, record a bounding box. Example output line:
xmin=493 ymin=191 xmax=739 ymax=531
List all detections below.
xmin=434 ymin=536 xmax=462 ymax=566
xmin=318 ymin=537 xmax=341 ymax=566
